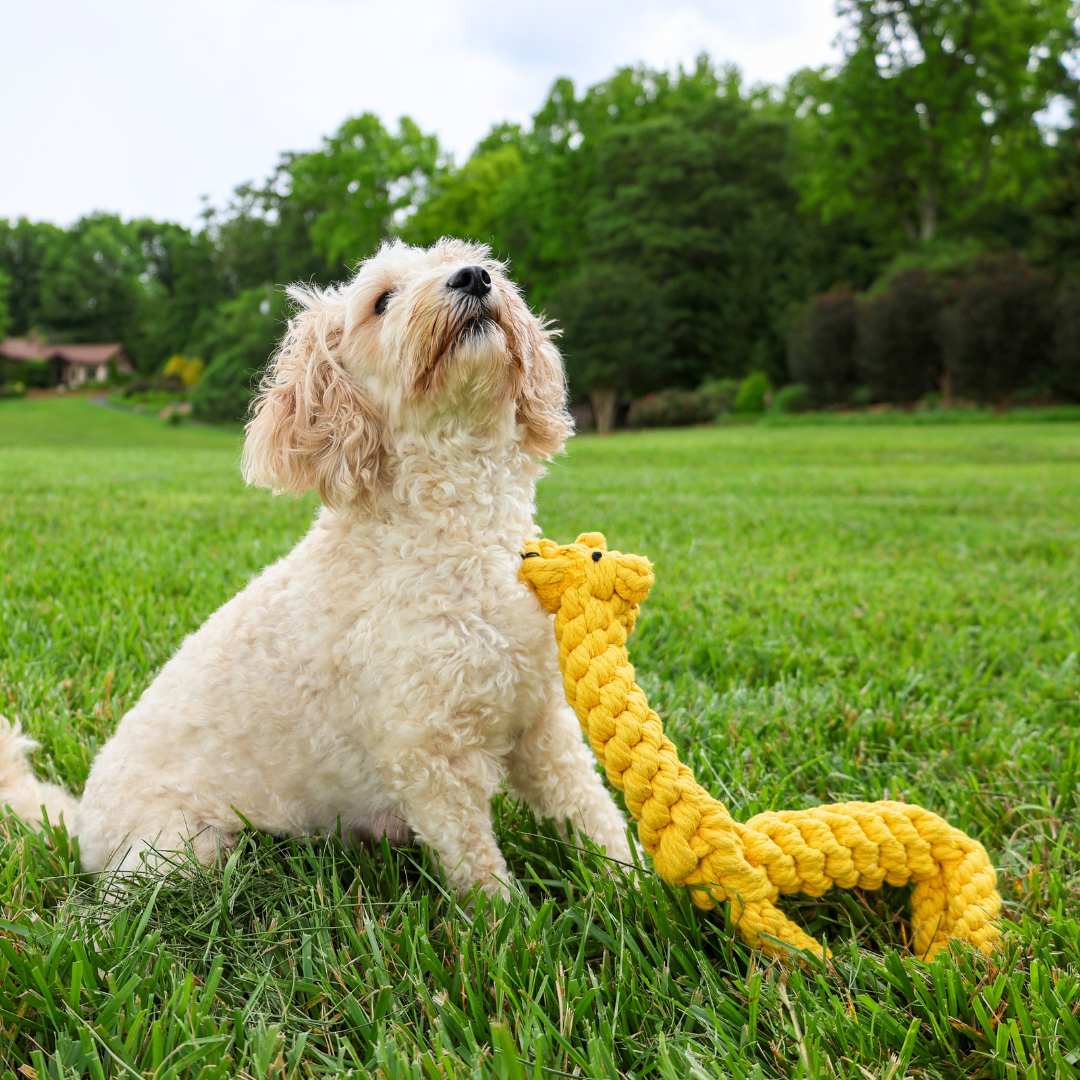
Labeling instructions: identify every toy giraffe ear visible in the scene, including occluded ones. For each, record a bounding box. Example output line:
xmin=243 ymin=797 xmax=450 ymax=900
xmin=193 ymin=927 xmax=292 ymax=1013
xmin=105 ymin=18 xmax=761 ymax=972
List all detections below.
xmin=576 ymin=532 xmax=607 ymax=551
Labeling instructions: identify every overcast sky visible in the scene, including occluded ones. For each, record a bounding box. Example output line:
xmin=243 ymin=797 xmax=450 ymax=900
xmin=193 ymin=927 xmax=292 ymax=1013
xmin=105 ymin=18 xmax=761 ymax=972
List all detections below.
xmin=2 ymin=0 xmax=841 ymax=227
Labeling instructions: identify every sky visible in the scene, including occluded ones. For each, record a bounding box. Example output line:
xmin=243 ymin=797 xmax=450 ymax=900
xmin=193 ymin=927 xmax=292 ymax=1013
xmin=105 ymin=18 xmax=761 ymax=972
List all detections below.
xmin=1 ymin=0 xmax=841 ymax=227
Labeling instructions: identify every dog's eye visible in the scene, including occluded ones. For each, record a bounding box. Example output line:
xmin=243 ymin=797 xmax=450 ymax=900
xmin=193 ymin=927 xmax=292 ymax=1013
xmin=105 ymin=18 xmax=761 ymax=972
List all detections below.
xmin=374 ymin=290 xmax=394 ymax=316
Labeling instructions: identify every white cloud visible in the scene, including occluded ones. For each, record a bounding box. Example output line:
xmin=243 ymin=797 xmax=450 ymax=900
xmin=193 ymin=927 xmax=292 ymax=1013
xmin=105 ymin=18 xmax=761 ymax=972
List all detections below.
xmin=0 ymin=0 xmax=839 ymax=226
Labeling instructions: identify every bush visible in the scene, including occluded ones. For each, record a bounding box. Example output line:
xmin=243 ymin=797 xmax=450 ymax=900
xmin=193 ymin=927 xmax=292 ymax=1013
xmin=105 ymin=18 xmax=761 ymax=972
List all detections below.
xmin=163 ymin=354 xmax=205 ymax=387
xmin=18 ymin=360 xmax=53 ymax=389
xmin=734 ymin=371 xmax=773 ymax=414
xmin=769 ymin=383 xmax=809 ymax=414
xmin=940 ymin=254 xmax=1055 ymax=403
xmin=698 ymin=378 xmax=741 ymax=415
xmin=629 ymin=388 xmax=722 ymax=428
xmin=1051 ymin=282 xmax=1080 ymax=402
xmin=787 ymin=290 xmax=860 ymax=406
xmin=857 ymin=271 xmax=944 ymax=404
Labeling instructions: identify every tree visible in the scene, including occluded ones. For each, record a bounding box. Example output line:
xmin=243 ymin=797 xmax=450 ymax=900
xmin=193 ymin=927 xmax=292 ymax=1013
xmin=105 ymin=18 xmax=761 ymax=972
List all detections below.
xmin=0 ymin=269 xmax=10 ymax=341
xmin=1028 ymin=135 xmax=1080 ymax=277
xmin=581 ymin=92 xmax=803 ymax=384
xmin=189 ymin=286 xmax=290 ymax=422
xmin=550 ymin=263 xmax=671 ymax=430
xmin=418 ymin=59 xmax=808 ymax=399
xmin=130 ymin=220 xmax=222 ymax=370
xmin=402 ymin=139 xmax=527 ymax=252
xmin=0 ymin=218 xmax=68 ymax=337
xmin=791 ymin=0 xmax=1079 ymax=247
xmin=287 ymin=113 xmax=443 ymax=266
xmin=36 ymin=214 xmax=145 ymax=359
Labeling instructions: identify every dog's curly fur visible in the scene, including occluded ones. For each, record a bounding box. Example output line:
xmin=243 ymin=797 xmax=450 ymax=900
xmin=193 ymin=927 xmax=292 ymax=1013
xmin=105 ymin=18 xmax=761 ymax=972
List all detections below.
xmin=0 ymin=239 xmax=631 ymax=896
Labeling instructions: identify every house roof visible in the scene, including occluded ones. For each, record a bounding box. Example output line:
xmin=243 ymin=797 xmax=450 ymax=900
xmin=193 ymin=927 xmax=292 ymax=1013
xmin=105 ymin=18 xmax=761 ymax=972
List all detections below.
xmin=0 ymin=337 xmax=51 ymax=361
xmin=52 ymin=343 xmax=126 ymax=364
xmin=0 ymin=338 xmax=127 ymax=364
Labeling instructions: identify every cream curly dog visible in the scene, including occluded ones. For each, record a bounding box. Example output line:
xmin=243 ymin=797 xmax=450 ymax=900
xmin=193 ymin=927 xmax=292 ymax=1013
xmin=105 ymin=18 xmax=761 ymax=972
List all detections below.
xmin=0 ymin=238 xmax=631 ymax=896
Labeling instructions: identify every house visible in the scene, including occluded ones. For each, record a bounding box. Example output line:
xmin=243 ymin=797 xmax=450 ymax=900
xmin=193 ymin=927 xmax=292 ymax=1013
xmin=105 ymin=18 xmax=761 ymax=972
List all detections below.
xmin=0 ymin=336 xmax=134 ymax=387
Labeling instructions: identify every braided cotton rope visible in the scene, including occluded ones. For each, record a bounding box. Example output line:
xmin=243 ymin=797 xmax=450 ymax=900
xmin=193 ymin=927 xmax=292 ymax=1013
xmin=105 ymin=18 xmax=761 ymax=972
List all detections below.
xmin=520 ymin=533 xmax=1002 ymax=960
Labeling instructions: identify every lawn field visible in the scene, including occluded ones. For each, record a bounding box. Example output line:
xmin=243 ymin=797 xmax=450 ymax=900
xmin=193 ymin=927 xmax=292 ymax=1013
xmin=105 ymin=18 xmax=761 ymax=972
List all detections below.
xmin=1 ymin=397 xmax=1079 ymax=1078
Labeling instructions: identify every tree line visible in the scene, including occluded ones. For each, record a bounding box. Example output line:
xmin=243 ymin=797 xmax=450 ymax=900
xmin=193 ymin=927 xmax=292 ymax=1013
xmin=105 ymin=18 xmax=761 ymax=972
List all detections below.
xmin=1 ymin=0 xmax=1078 ymax=425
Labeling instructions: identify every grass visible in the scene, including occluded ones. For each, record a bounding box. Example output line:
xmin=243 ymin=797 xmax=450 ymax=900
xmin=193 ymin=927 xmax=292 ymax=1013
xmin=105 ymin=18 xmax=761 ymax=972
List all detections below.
xmin=1 ymin=396 xmax=1079 ymax=1078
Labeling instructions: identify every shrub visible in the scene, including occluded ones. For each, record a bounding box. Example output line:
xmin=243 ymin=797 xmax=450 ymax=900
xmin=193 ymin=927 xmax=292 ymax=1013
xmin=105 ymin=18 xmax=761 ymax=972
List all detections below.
xmin=734 ymin=371 xmax=773 ymax=414
xmin=940 ymin=254 xmax=1055 ymax=403
xmin=769 ymin=383 xmax=809 ymax=414
xmin=1051 ymin=282 xmax=1080 ymax=402
xmin=857 ymin=270 xmax=944 ymax=404
xmin=629 ymin=388 xmax=722 ymax=428
xmin=787 ymin=290 xmax=860 ymax=406
xmin=19 ymin=360 xmax=53 ymax=389
xmin=163 ymin=354 xmax=205 ymax=387
xmin=698 ymin=378 xmax=741 ymax=415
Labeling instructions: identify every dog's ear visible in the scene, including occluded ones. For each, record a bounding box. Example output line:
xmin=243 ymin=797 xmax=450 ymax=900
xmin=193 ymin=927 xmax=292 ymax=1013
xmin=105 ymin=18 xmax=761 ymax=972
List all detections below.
xmin=242 ymin=288 xmax=387 ymax=510
xmin=517 ymin=337 xmax=573 ymax=457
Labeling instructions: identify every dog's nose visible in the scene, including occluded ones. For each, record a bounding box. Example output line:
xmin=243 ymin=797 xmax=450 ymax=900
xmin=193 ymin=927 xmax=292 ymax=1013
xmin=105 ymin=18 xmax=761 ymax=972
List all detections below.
xmin=447 ymin=265 xmax=492 ymax=298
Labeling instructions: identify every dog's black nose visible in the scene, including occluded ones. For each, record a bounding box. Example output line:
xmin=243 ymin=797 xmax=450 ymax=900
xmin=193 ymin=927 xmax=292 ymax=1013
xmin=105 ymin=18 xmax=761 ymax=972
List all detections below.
xmin=447 ymin=265 xmax=492 ymax=298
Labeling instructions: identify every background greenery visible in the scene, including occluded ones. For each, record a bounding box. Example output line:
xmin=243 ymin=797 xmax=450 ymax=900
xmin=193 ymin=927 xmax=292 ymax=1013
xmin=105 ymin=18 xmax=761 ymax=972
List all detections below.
xmin=1 ymin=398 xmax=1078 ymax=1077
xmin=2 ymin=0 xmax=1079 ymax=422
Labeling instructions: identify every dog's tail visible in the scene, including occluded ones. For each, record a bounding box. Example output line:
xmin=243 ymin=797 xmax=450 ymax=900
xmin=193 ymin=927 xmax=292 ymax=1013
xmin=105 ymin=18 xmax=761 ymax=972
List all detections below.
xmin=0 ymin=716 xmax=79 ymax=829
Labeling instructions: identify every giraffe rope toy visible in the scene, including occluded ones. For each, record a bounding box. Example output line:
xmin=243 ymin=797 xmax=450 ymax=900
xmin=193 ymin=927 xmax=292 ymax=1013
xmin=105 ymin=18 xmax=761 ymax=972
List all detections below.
xmin=520 ymin=533 xmax=1002 ymax=961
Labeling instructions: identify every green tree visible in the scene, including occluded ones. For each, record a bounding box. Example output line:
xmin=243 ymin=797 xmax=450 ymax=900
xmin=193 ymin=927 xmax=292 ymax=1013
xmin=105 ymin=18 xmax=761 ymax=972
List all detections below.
xmin=287 ymin=113 xmax=444 ymax=266
xmin=791 ymin=0 xmax=1079 ymax=246
xmin=131 ymin=220 xmax=223 ymax=370
xmin=188 ymin=286 xmax=290 ymax=422
xmin=412 ymin=59 xmax=807 ymax=399
xmin=0 ymin=269 xmax=11 ymax=340
xmin=0 ymin=218 xmax=68 ymax=337
xmin=581 ymin=91 xmax=803 ymax=383
xmin=36 ymin=214 xmax=145 ymax=358
xmin=550 ymin=263 xmax=671 ymax=430
xmin=402 ymin=138 xmax=527 ymax=252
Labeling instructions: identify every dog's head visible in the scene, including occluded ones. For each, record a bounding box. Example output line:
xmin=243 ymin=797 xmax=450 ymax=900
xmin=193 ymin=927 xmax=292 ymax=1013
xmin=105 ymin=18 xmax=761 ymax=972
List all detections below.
xmin=242 ymin=238 xmax=571 ymax=510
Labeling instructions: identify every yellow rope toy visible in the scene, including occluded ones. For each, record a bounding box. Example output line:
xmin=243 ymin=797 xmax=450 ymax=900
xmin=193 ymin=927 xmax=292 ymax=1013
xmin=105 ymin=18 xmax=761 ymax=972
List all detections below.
xmin=520 ymin=533 xmax=1002 ymax=961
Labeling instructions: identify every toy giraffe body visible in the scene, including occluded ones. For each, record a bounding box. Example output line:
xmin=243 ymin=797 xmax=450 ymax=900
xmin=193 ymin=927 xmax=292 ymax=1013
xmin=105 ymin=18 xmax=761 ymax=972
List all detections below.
xmin=520 ymin=533 xmax=1002 ymax=961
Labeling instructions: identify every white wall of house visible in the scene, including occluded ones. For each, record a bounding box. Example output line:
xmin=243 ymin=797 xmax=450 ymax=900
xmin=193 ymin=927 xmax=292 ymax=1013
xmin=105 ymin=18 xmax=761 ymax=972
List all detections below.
xmin=66 ymin=363 xmax=110 ymax=386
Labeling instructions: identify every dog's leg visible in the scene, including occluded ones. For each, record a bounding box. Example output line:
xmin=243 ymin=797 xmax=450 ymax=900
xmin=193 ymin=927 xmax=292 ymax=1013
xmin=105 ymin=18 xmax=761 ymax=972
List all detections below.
xmin=389 ymin=750 xmax=512 ymax=899
xmin=506 ymin=701 xmax=633 ymax=864
xmin=81 ymin=809 xmax=238 ymax=878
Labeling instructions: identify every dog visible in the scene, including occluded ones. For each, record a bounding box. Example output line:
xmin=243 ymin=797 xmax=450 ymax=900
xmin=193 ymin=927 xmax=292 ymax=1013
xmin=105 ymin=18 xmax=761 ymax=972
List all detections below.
xmin=0 ymin=238 xmax=632 ymax=897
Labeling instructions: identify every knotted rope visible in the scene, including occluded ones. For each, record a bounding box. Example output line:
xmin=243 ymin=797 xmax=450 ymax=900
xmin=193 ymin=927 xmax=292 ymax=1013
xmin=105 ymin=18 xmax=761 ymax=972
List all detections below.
xmin=520 ymin=533 xmax=1002 ymax=960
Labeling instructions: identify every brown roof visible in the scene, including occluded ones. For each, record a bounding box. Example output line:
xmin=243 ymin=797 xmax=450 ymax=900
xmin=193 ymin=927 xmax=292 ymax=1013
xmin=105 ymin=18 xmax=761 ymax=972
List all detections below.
xmin=0 ymin=338 xmax=126 ymax=364
xmin=0 ymin=337 xmax=51 ymax=361
xmin=52 ymin=344 xmax=126 ymax=364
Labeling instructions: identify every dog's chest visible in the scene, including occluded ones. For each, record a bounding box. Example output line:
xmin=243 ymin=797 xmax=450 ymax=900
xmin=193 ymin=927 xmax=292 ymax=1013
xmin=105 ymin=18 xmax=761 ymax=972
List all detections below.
xmin=329 ymin=546 xmax=556 ymax=733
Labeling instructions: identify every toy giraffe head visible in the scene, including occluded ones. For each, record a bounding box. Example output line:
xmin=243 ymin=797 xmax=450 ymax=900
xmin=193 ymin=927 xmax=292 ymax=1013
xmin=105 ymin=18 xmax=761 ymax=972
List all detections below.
xmin=519 ymin=532 xmax=654 ymax=632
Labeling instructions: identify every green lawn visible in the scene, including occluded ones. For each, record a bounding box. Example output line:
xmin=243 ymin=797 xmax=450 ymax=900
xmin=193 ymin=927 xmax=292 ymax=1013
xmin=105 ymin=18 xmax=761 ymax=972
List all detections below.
xmin=2 ymin=396 xmax=1079 ymax=1079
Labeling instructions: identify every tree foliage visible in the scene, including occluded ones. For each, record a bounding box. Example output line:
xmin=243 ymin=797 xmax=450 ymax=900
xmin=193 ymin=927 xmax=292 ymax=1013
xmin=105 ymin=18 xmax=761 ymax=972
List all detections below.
xmin=791 ymin=0 xmax=1079 ymax=244
xmin=3 ymin=12 xmax=1079 ymax=418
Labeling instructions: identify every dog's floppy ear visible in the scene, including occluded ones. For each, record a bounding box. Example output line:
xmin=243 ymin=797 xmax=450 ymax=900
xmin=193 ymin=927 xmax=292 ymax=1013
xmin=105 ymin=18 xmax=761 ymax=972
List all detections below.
xmin=517 ymin=336 xmax=573 ymax=457
xmin=242 ymin=286 xmax=387 ymax=510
